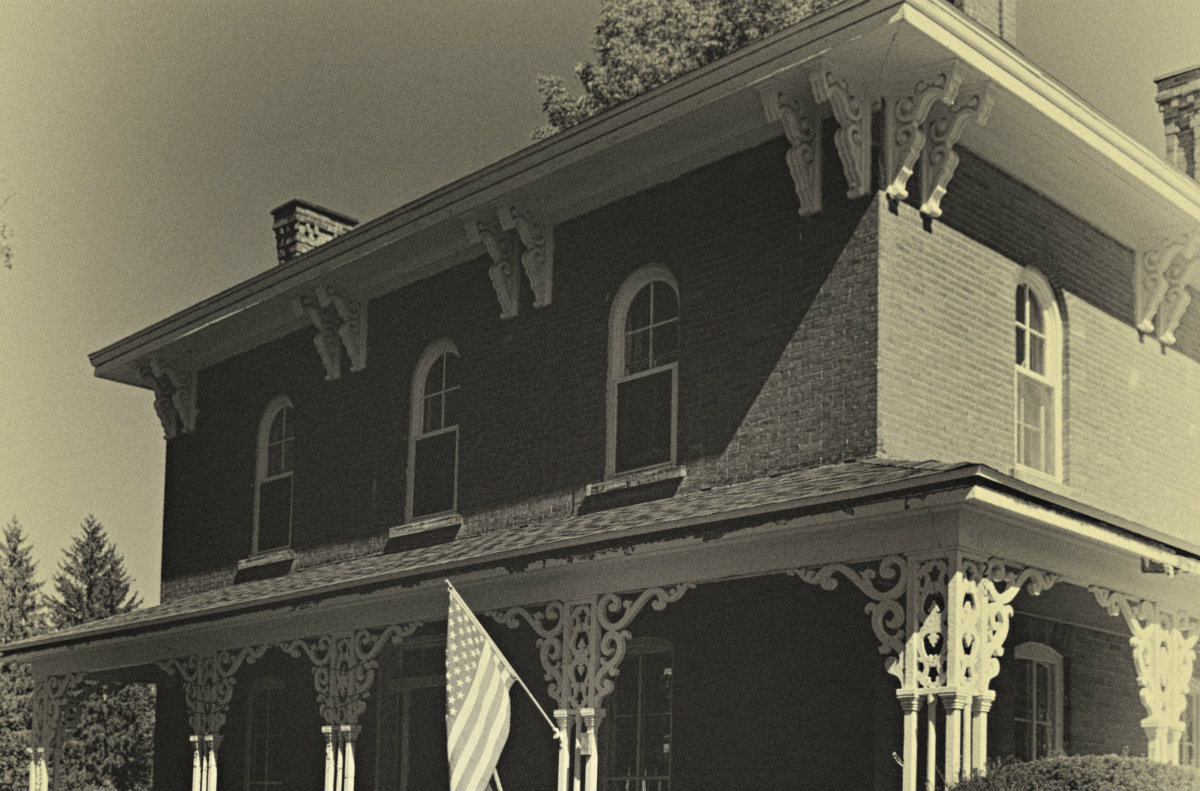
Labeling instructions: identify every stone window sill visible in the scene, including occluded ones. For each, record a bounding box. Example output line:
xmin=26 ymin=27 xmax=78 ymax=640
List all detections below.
xmin=236 ymin=548 xmax=295 ymax=571
xmin=586 ymin=465 xmax=687 ymax=498
xmin=387 ymin=513 xmax=462 ymax=551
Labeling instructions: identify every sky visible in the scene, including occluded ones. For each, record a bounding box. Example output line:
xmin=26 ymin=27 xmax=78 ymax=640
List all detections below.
xmin=0 ymin=0 xmax=1196 ymax=608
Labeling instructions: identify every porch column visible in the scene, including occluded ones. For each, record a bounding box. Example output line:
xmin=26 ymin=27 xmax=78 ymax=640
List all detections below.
xmin=1092 ymin=588 xmax=1199 ymax=764
xmin=189 ymin=735 xmax=201 ymax=791
xmin=554 ymin=709 xmax=572 ymax=791
xmin=896 ymin=692 xmax=921 ymax=791
xmin=322 ymin=726 xmax=336 ymax=790
xmin=580 ymin=708 xmax=604 ymax=791
xmin=940 ymin=692 xmax=970 ymax=783
xmin=971 ymin=691 xmax=994 ymax=775
xmin=204 ymin=735 xmax=220 ymax=791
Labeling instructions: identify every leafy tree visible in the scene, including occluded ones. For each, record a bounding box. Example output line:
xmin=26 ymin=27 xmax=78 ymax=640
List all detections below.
xmin=534 ymin=0 xmax=839 ymax=138
xmin=0 ymin=517 xmax=43 ymax=790
xmin=48 ymin=516 xmax=153 ymax=790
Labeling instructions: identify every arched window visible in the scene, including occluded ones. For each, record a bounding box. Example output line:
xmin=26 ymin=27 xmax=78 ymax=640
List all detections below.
xmin=607 ymin=266 xmax=679 ymax=477
xmin=605 ymin=637 xmax=673 ymax=791
xmin=1012 ymin=642 xmax=1064 ymax=760
xmin=408 ymin=339 xmax=460 ymax=520
xmin=245 ymin=676 xmax=287 ymax=791
xmin=254 ymin=396 xmax=294 ymax=553
xmin=1014 ymin=269 xmax=1062 ymax=478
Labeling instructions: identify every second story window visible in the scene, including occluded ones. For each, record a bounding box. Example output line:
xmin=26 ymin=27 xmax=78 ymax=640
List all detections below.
xmin=254 ymin=396 xmax=294 ymax=553
xmin=408 ymin=339 xmax=460 ymax=521
xmin=1014 ymin=269 xmax=1062 ymax=478
xmin=608 ymin=266 xmax=679 ymax=477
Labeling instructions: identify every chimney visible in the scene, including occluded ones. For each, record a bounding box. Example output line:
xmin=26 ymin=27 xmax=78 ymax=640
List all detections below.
xmin=271 ymin=199 xmax=358 ymax=265
xmin=1155 ymin=65 xmax=1200 ymax=180
xmin=949 ymin=0 xmax=1017 ymax=44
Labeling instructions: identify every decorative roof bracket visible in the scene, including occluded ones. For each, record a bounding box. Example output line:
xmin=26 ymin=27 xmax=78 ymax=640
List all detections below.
xmin=465 ymin=217 xmax=523 ymax=319
xmin=760 ymin=80 xmax=823 ymax=216
xmin=811 ymin=62 xmax=871 ymax=199
xmin=140 ymin=357 xmax=197 ymax=439
xmin=1137 ymin=231 xmax=1200 ymax=346
xmin=884 ymin=62 xmax=963 ymax=202
xmin=498 ymin=205 xmax=554 ymax=308
xmin=919 ymin=83 xmax=994 ymax=219
xmin=291 ymin=283 xmax=368 ymax=380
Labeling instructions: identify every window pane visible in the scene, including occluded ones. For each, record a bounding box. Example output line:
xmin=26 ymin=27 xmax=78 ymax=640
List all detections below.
xmin=611 ymin=712 xmax=640 ymax=780
xmin=625 ymin=329 xmax=651 ymax=375
xmin=641 ymin=713 xmax=671 ymax=777
xmin=443 ymin=386 xmax=460 ymax=429
xmin=443 ymin=352 xmax=460 ymax=389
xmin=1029 ymin=333 xmax=1045 ymax=375
xmin=616 ymin=370 xmax=673 ymax=472
xmin=1016 ymin=285 xmax=1026 ymax=325
xmin=641 ymin=653 xmax=672 ymax=715
xmin=1015 ymin=724 xmax=1032 ymax=762
xmin=269 ymin=407 xmax=289 ymax=444
xmin=424 ymin=354 xmax=445 ymax=397
xmin=279 ymin=437 xmax=295 ymax=474
xmin=626 ymin=285 xmax=653 ymax=333
xmin=1014 ymin=660 xmax=1030 ymax=714
xmin=258 ymin=477 xmax=292 ymax=551
xmin=423 ymin=394 xmax=443 ymax=434
xmin=1015 ymin=327 xmax=1025 ymax=367
xmin=613 ymin=657 xmax=640 ymax=713
xmin=413 ymin=430 xmax=457 ymax=518
xmin=652 ymin=281 xmax=678 ymax=322
xmin=653 ymin=320 xmax=679 ymax=367
xmin=1018 ymin=375 xmax=1054 ymax=472
xmin=267 ymin=443 xmax=284 ymax=477
xmin=1028 ymin=291 xmax=1044 ymax=333
xmin=1036 ymin=662 xmax=1051 ymax=721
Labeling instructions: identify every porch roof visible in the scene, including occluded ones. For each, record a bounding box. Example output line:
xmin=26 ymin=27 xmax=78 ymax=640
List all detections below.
xmin=6 ymin=458 xmax=1194 ymax=661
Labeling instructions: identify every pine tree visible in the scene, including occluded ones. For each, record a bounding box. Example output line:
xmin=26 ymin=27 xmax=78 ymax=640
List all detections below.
xmin=0 ymin=517 xmax=43 ymax=790
xmin=48 ymin=516 xmax=153 ymax=790
xmin=534 ymin=0 xmax=839 ymax=138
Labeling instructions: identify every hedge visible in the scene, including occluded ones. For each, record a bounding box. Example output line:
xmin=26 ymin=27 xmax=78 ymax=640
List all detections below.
xmin=949 ymin=754 xmax=1200 ymax=791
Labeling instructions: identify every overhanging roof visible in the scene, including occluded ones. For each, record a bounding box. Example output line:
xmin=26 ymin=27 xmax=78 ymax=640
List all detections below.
xmin=89 ymin=0 xmax=1200 ymax=388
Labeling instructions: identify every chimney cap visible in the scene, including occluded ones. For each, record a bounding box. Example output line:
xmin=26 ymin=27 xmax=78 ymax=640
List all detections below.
xmin=1154 ymin=64 xmax=1200 ymax=90
xmin=270 ymin=198 xmax=358 ymax=227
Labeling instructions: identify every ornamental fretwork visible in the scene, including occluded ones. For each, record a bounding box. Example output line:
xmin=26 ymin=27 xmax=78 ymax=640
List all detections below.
xmin=28 ymin=672 xmax=85 ymax=791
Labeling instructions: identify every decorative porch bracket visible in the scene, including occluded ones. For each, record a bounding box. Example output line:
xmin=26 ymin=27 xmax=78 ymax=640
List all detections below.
xmin=883 ymin=62 xmax=963 ymax=202
xmin=793 ymin=553 xmax=1056 ymax=791
xmin=291 ymin=283 xmax=368 ymax=380
xmin=490 ymin=583 xmax=693 ymax=791
xmin=28 ymin=672 xmax=84 ymax=791
xmin=759 ymin=80 xmax=823 ymax=216
xmin=464 ymin=217 xmax=523 ymax=319
xmin=281 ymin=622 xmax=420 ymax=791
xmin=497 ymin=205 xmax=553 ymax=309
xmin=919 ymin=84 xmax=994 ymax=219
xmin=1091 ymin=587 xmax=1200 ymax=763
xmin=158 ymin=645 xmax=269 ymax=791
xmin=810 ymin=62 xmax=871 ymax=199
xmin=139 ymin=357 xmax=197 ymax=440
xmin=1135 ymin=231 xmax=1200 ymax=346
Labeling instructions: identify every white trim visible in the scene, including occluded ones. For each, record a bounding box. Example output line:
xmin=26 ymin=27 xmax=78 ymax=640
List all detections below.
xmin=606 ymin=265 xmax=680 ymax=478
xmin=406 ymin=339 xmax=461 ymax=522
xmin=252 ymin=395 xmax=295 ymax=555
xmin=1013 ymin=267 xmax=1063 ymax=482
xmin=1012 ymin=641 xmax=1065 ymax=758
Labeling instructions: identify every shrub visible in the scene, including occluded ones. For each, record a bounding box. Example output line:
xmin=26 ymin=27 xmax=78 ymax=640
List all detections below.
xmin=949 ymin=754 xmax=1200 ymax=791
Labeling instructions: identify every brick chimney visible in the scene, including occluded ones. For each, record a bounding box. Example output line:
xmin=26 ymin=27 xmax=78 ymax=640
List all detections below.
xmin=1155 ymin=65 xmax=1200 ymax=180
xmin=271 ymin=200 xmax=358 ymax=265
xmin=948 ymin=0 xmax=1017 ymax=44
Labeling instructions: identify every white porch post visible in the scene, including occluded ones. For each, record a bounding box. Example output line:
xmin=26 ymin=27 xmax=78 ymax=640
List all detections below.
xmin=924 ymin=697 xmax=937 ymax=791
xmin=189 ymin=735 xmax=201 ymax=791
xmin=960 ymin=692 xmax=973 ymax=782
xmin=322 ymin=725 xmax=336 ymax=790
xmin=580 ymin=708 xmax=603 ymax=791
xmin=554 ymin=709 xmax=572 ymax=791
xmin=204 ymin=735 xmax=219 ymax=791
xmin=341 ymin=725 xmax=359 ymax=791
xmin=972 ymin=691 xmax=994 ymax=775
xmin=896 ymin=692 xmax=921 ymax=791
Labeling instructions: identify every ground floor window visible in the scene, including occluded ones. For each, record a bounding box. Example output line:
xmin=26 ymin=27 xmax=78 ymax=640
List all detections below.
xmin=604 ymin=638 xmax=672 ymax=791
xmin=245 ymin=677 xmax=287 ymax=790
xmin=376 ymin=641 xmax=449 ymax=790
xmin=1012 ymin=642 xmax=1064 ymax=760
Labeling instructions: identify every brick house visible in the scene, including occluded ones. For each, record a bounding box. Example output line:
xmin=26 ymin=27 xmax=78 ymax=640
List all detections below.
xmin=9 ymin=0 xmax=1200 ymax=789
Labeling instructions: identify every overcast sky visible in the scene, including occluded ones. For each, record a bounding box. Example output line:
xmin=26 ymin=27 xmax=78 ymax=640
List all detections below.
xmin=0 ymin=0 xmax=1196 ymax=608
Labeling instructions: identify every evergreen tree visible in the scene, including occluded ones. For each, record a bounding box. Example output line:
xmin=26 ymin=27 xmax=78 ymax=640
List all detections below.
xmin=0 ymin=517 xmax=43 ymax=790
xmin=48 ymin=516 xmax=153 ymax=790
xmin=534 ymin=0 xmax=839 ymax=138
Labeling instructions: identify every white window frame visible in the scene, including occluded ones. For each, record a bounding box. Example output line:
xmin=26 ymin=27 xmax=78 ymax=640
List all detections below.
xmin=1013 ymin=268 xmax=1063 ymax=481
xmin=406 ymin=338 xmax=460 ymax=522
xmin=606 ymin=265 xmax=680 ymax=479
xmin=244 ymin=676 xmax=287 ymax=791
xmin=252 ymin=395 xmax=294 ymax=554
xmin=1013 ymin=641 xmax=1064 ymax=758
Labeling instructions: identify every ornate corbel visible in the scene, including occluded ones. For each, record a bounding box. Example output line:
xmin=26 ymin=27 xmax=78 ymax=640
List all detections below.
xmin=883 ymin=63 xmax=963 ymax=201
xmin=1091 ymin=587 xmax=1199 ymax=762
xmin=971 ymin=559 xmax=1058 ymax=692
xmin=498 ymin=205 xmax=554 ymax=308
xmin=919 ymin=84 xmax=994 ymax=219
xmin=291 ymin=283 xmax=368 ymax=380
xmin=158 ymin=645 xmax=269 ymax=737
xmin=760 ymin=80 xmax=823 ymax=216
xmin=280 ymin=622 xmax=420 ymax=726
xmin=465 ymin=217 xmax=522 ymax=319
xmin=1136 ymin=232 xmax=1200 ymax=346
xmin=810 ymin=63 xmax=871 ymax=199
xmin=140 ymin=357 xmax=197 ymax=439
xmin=491 ymin=600 xmax=568 ymax=709
xmin=29 ymin=672 xmax=85 ymax=791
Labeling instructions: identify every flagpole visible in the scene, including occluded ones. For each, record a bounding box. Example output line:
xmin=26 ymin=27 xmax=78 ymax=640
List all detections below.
xmin=446 ymin=580 xmax=559 ymax=735
xmin=492 ymin=769 xmax=505 ymax=791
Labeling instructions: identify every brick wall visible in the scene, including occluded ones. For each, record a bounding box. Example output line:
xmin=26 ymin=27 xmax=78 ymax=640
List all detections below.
xmin=877 ymin=151 xmax=1200 ymax=545
xmin=161 ymin=137 xmax=881 ymax=598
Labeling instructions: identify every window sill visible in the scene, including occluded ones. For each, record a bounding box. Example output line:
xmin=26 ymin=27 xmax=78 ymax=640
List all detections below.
xmin=1012 ymin=464 xmax=1063 ymax=489
xmin=387 ymin=513 xmax=462 ymax=551
xmin=237 ymin=548 xmax=295 ymax=571
xmin=588 ymin=465 xmax=687 ymax=497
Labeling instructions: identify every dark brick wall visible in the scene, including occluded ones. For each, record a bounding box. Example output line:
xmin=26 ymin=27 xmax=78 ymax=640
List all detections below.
xmin=161 ymin=137 xmax=882 ymax=598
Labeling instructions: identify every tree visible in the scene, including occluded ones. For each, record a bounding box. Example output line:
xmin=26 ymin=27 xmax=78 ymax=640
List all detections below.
xmin=534 ymin=0 xmax=839 ymax=138
xmin=48 ymin=516 xmax=153 ymax=790
xmin=0 ymin=517 xmax=43 ymax=790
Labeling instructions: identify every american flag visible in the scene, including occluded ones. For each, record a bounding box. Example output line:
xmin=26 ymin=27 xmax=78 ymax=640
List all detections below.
xmin=446 ymin=583 xmax=516 ymax=791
